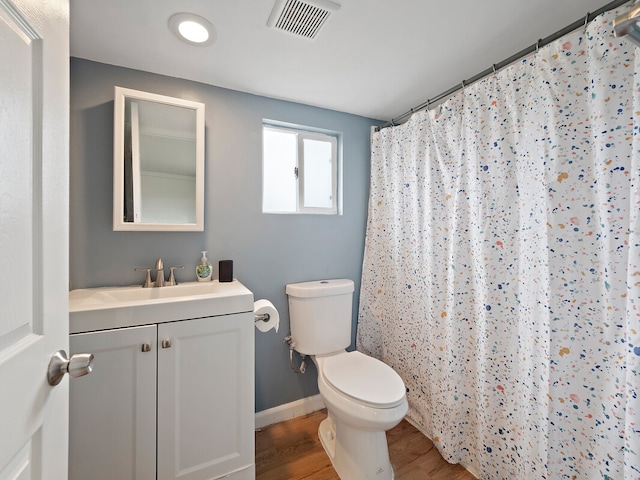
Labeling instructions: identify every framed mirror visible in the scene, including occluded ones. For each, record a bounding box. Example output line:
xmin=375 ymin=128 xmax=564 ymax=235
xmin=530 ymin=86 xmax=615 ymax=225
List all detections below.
xmin=113 ymin=86 xmax=205 ymax=231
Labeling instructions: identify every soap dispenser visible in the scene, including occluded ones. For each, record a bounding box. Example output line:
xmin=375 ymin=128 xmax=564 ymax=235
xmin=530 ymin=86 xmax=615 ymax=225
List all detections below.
xmin=196 ymin=251 xmax=212 ymax=282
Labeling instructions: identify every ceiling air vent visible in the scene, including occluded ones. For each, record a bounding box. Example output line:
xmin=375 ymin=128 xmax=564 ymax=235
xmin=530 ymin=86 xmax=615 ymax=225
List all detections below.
xmin=267 ymin=0 xmax=341 ymax=40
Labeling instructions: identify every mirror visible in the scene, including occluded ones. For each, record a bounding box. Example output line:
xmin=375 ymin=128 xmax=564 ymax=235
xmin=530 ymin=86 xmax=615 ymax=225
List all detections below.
xmin=113 ymin=86 xmax=205 ymax=231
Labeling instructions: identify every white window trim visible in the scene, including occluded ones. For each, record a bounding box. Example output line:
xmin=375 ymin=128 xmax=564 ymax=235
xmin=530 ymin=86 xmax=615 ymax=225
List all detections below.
xmin=262 ymin=122 xmax=341 ymax=215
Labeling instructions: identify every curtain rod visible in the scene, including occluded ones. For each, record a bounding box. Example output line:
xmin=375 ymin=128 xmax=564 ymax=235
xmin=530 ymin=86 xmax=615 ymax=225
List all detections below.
xmin=377 ymin=0 xmax=631 ymax=131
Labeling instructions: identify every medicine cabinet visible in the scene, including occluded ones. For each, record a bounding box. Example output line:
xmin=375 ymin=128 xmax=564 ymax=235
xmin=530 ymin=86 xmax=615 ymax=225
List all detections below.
xmin=113 ymin=86 xmax=205 ymax=231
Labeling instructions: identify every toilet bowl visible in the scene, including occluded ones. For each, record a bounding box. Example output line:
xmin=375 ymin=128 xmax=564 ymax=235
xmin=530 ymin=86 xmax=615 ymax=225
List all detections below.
xmin=286 ymin=279 xmax=408 ymax=480
xmin=314 ymin=351 xmax=408 ymax=480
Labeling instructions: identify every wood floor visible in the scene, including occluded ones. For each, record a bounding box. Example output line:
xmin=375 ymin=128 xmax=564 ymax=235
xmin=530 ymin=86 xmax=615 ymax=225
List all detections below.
xmin=255 ymin=410 xmax=475 ymax=480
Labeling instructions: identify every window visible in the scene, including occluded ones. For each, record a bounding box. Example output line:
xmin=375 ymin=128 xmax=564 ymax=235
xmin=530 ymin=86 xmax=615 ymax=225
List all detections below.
xmin=262 ymin=122 xmax=340 ymax=214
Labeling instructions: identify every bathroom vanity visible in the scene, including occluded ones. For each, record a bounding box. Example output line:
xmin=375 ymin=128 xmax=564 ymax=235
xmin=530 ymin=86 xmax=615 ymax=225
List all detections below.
xmin=68 ymin=280 xmax=255 ymax=480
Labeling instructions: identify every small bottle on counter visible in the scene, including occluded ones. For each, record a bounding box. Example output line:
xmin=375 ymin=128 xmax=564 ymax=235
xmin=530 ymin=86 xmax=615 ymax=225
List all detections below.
xmin=195 ymin=251 xmax=212 ymax=282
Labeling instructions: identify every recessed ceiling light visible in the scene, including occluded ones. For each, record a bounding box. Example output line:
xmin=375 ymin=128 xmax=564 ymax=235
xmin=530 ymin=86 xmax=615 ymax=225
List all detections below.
xmin=168 ymin=13 xmax=216 ymax=46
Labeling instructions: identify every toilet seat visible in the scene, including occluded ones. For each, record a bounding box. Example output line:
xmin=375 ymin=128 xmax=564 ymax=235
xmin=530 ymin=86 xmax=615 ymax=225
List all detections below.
xmin=322 ymin=351 xmax=406 ymax=408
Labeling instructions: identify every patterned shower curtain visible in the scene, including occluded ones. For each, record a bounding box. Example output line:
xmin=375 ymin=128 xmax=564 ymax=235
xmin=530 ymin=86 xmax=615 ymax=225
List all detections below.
xmin=357 ymin=8 xmax=639 ymax=480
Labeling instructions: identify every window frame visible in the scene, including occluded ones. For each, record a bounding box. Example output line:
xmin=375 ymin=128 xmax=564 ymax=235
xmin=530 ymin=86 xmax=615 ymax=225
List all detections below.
xmin=297 ymin=130 xmax=338 ymax=214
xmin=262 ymin=121 xmax=341 ymax=215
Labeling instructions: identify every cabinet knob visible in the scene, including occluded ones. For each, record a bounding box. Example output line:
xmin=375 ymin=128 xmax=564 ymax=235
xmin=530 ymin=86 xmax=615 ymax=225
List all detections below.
xmin=141 ymin=343 xmax=151 ymax=353
xmin=161 ymin=339 xmax=171 ymax=349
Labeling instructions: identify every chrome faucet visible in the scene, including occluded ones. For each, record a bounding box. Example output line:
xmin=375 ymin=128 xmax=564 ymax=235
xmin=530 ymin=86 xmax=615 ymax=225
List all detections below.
xmin=155 ymin=258 xmax=165 ymax=287
xmin=135 ymin=258 xmax=183 ymax=287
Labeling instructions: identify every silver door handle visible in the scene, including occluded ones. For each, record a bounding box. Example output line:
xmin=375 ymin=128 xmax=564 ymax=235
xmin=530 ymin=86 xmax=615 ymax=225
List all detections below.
xmin=161 ymin=339 xmax=171 ymax=349
xmin=47 ymin=350 xmax=94 ymax=386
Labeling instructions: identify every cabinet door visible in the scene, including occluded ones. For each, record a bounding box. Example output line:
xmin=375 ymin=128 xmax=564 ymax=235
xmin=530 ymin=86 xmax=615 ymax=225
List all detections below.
xmin=69 ymin=325 xmax=157 ymax=480
xmin=157 ymin=313 xmax=255 ymax=480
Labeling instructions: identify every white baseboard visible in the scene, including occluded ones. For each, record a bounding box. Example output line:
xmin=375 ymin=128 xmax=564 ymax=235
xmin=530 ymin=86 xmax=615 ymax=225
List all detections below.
xmin=255 ymin=394 xmax=325 ymax=430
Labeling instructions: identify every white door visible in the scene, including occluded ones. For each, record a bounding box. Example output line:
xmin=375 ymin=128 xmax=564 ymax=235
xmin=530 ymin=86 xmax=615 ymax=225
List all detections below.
xmin=0 ymin=0 xmax=70 ymax=478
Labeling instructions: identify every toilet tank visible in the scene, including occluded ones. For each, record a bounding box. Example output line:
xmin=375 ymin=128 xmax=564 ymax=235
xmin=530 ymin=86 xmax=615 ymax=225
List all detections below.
xmin=286 ymin=279 xmax=354 ymax=356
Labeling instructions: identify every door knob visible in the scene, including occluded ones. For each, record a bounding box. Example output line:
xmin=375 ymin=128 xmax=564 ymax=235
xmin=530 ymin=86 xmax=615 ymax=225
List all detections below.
xmin=47 ymin=350 xmax=94 ymax=386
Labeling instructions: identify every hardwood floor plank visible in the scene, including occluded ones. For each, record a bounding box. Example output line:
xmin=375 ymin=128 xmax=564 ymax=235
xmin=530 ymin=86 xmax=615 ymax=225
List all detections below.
xmin=255 ymin=409 xmax=475 ymax=479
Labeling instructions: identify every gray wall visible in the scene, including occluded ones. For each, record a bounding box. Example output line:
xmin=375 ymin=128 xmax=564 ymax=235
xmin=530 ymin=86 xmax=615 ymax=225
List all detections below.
xmin=70 ymin=58 xmax=376 ymax=411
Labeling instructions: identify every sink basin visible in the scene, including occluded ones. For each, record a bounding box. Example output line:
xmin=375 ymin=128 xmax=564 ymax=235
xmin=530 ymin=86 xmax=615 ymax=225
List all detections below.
xmin=69 ymin=280 xmax=254 ymax=334
xmin=71 ymin=281 xmax=239 ymax=308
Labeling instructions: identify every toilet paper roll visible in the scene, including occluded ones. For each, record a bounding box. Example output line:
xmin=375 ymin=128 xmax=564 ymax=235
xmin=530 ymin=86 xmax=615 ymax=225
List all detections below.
xmin=254 ymin=299 xmax=279 ymax=333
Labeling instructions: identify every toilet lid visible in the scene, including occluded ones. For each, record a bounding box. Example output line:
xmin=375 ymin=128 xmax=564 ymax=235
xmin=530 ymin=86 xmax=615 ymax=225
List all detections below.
xmin=322 ymin=351 xmax=406 ymax=408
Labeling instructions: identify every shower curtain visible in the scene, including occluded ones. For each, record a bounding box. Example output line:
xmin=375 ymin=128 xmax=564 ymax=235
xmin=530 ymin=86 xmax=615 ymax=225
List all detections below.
xmin=357 ymin=8 xmax=639 ymax=480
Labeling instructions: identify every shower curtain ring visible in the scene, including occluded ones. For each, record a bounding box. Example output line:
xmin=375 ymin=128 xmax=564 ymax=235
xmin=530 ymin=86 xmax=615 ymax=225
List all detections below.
xmin=492 ymin=64 xmax=497 ymax=75
xmin=536 ymin=39 xmax=542 ymax=53
xmin=584 ymin=12 xmax=590 ymax=31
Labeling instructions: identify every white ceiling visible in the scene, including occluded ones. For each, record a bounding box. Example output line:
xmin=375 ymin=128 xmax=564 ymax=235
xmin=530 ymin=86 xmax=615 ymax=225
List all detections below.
xmin=70 ymin=0 xmax=621 ymax=121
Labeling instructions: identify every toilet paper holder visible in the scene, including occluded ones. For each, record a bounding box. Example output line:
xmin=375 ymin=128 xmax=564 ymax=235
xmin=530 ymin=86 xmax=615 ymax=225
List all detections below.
xmin=253 ymin=298 xmax=279 ymax=333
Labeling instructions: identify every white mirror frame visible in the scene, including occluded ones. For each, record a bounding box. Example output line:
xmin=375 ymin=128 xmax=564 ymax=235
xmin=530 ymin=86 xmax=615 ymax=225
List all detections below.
xmin=113 ymin=86 xmax=205 ymax=231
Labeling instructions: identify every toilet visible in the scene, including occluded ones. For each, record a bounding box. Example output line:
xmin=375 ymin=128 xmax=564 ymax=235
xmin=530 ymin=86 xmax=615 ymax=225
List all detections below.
xmin=286 ymin=279 xmax=408 ymax=480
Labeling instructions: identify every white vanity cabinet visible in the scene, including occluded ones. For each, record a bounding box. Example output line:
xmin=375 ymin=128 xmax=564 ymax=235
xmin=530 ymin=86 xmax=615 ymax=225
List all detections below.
xmin=69 ymin=325 xmax=157 ymax=480
xmin=156 ymin=314 xmax=254 ymax=480
xmin=68 ymin=281 xmax=255 ymax=480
